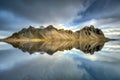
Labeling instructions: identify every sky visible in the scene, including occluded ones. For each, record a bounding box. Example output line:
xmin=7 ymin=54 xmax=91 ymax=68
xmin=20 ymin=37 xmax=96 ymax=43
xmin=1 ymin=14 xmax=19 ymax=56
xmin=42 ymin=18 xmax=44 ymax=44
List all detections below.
xmin=0 ymin=1 xmax=120 ymax=79
xmin=0 ymin=0 xmax=120 ymax=38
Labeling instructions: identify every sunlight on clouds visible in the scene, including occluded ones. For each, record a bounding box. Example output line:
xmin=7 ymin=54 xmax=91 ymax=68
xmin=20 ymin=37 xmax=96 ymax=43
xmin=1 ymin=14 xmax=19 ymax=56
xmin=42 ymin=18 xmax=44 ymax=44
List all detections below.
xmin=77 ymin=18 xmax=119 ymax=28
xmin=104 ymin=32 xmax=120 ymax=35
xmin=100 ymin=20 xmax=120 ymax=29
xmin=51 ymin=24 xmax=79 ymax=31
xmin=103 ymin=28 xmax=120 ymax=38
xmin=103 ymin=27 xmax=120 ymax=36
xmin=78 ymin=19 xmax=97 ymax=27
xmin=103 ymin=28 xmax=120 ymax=32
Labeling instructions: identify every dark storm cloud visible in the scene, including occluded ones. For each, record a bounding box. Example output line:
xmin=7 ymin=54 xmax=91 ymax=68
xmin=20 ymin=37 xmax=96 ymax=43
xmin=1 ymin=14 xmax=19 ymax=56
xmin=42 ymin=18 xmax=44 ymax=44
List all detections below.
xmin=0 ymin=10 xmax=33 ymax=30
xmin=72 ymin=0 xmax=120 ymax=25
xmin=0 ymin=0 xmax=93 ymax=24
xmin=0 ymin=0 xmax=96 ymax=31
xmin=0 ymin=0 xmax=119 ymax=30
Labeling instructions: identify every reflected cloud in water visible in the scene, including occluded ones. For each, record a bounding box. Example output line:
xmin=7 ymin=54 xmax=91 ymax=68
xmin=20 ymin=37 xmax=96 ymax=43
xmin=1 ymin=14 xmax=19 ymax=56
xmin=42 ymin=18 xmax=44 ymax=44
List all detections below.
xmin=0 ymin=40 xmax=120 ymax=80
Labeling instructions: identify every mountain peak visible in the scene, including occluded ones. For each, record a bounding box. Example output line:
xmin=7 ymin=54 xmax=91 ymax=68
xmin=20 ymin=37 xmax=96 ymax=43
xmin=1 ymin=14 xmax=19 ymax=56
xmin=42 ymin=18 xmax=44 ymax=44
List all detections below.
xmin=45 ymin=25 xmax=56 ymax=29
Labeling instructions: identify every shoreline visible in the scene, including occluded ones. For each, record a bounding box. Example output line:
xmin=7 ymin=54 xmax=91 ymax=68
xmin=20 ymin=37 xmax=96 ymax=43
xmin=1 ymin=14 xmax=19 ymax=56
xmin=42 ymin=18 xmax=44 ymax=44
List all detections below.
xmin=0 ymin=38 xmax=110 ymax=43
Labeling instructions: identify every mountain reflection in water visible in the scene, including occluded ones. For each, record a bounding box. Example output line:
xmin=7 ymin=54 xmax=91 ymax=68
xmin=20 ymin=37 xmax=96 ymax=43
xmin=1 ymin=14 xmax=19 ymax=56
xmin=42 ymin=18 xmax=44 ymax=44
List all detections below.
xmin=6 ymin=41 xmax=106 ymax=55
xmin=0 ymin=40 xmax=120 ymax=80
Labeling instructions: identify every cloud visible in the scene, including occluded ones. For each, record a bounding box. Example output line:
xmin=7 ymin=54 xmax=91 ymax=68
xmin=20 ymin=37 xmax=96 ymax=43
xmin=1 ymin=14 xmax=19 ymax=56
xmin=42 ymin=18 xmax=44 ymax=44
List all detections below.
xmin=65 ymin=18 xmax=120 ymax=32
xmin=0 ymin=0 xmax=93 ymax=25
xmin=78 ymin=18 xmax=120 ymax=27
xmin=0 ymin=10 xmax=34 ymax=31
xmin=71 ymin=0 xmax=120 ymax=26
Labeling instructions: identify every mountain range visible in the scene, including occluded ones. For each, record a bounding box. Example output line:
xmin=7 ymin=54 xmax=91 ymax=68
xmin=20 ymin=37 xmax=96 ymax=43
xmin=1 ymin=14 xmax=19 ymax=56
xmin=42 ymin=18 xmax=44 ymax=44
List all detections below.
xmin=0 ymin=25 xmax=110 ymax=54
xmin=1 ymin=25 xmax=109 ymax=42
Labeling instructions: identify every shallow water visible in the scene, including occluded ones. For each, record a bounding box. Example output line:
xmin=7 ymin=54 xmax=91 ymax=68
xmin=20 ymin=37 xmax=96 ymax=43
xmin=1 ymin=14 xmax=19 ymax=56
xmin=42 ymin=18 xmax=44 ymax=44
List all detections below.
xmin=0 ymin=39 xmax=120 ymax=80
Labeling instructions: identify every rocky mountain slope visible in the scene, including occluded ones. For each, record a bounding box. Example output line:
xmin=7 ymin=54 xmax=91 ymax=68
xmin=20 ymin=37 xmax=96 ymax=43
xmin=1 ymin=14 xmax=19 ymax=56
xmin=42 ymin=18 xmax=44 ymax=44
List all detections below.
xmin=3 ymin=25 xmax=109 ymax=41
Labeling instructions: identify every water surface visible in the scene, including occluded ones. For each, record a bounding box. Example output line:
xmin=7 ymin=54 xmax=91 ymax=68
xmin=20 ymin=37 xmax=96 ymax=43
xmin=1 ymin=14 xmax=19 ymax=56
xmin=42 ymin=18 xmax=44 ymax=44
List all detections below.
xmin=0 ymin=39 xmax=120 ymax=80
